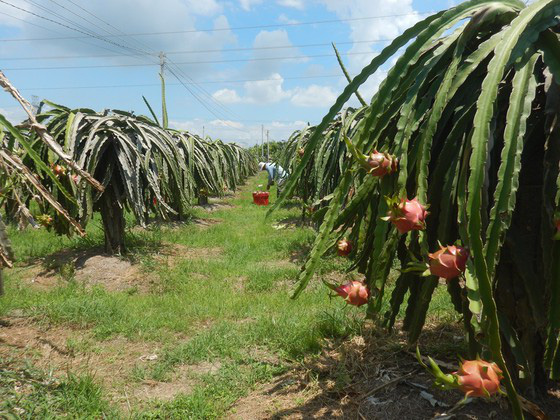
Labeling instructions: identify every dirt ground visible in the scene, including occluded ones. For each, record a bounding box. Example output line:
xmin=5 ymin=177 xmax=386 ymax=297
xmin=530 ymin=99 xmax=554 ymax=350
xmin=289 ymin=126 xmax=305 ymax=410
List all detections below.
xmin=0 ymin=316 xmax=220 ymax=413
xmin=227 ymin=326 xmax=560 ymax=420
xmin=10 ymin=242 xmax=222 ymax=293
xmin=2 ymin=313 xmax=559 ymax=419
xmin=2 ymin=194 xmax=559 ymax=418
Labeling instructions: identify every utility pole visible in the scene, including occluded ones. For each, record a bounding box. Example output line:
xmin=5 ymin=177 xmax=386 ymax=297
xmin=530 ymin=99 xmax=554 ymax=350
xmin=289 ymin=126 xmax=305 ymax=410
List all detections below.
xmin=159 ymin=51 xmax=165 ymax=76
xmin=159 ymin=51 xmax=168 ymax=129
xmin=202 ymin=125 xmax=205 ymax=138
xmin=261 ymin=124 xmax=264 ymax=159
xmin=31 ymin=95 xmax=40 ymax=115
xmin=266 ymin=130 xmax=270 ymax=161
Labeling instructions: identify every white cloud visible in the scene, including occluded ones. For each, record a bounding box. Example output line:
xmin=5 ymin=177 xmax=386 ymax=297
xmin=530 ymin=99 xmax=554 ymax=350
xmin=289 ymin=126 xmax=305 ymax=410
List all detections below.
xmin=170 ymin=118 xmax=307 ymax=145
xmin=291 ymin=85 xmax=338 ymax=107
xmin=0 ymin=106 xmax=27 ymax=124
xmin=270 ymin=120 xmax=306 ymax=128
xmin=184 ymin=0 xmax=222 ymax=16
xmin=212 ymin=88 xmax=241 ymax=104
xmin=0 ymin=0 xmax=236 ymax=78
xmin=243 ymin=29 xmax=306 ymax=78
xmin=277 ymin=14 xmax=300 ymax=24
xmin=244 ymin=74 xmax=292 ymax=104
xmin=319 ymin=0 xmax=420 ymax=42
xmin=212 ymin=75 xmax=338 ymax=108
xmin=239 ymin=0 xmax=262 ymax=11
xmin=276 ymin=0 xmax=305 ymax=10
xmin=210 ymin=119 xmax=244 ymax=129
xmin=318 ymin=0 xmax=420 ymax=102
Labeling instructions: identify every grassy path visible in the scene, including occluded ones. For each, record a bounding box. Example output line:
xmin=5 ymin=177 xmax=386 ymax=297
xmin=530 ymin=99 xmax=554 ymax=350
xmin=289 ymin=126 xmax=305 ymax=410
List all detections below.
xmin=0 ymin=173 xmax=358 ymax=419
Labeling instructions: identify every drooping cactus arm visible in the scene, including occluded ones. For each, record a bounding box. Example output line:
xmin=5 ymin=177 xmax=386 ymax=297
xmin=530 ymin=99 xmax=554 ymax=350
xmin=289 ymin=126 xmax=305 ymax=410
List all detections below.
xmin=0 ymin=71 xmax=104 ymax=193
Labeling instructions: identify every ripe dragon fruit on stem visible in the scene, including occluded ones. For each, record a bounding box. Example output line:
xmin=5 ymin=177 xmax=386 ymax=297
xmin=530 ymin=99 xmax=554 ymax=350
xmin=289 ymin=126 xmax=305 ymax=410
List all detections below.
xmin=383 ymin=197 xmax=428 ymax=234
xmin=333 ymin=280 xmax=369 ymax=306
xmin=365 ymin=150 xmax=398 ymax=177
xmin=336 ymin=238 xmax=352 ymax=257
xmin=555 ymin=216 xmax=560 ymax=240
xmin=342 ymin=135 xmax=398 ymax=178
xmin=455 ymin=359 xmax=503 ymax=398
xmin=428 ymin=245 xmax=469 ymax=280
xmin=416 ymin=348 xmax=504 ymax=400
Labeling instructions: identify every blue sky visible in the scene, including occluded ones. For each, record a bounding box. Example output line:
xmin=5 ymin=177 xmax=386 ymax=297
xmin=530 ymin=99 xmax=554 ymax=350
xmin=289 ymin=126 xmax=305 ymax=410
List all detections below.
xmin=0 ymin=0 xmax=456 ymax=145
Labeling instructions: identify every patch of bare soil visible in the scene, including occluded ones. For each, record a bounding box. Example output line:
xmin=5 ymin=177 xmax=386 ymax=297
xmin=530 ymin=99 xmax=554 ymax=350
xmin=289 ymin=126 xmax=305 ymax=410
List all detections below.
xmin=289 ymin=245 xmax=312 ymax=265
xmin=153 ymin=243 xmax=223 ymax=269
xmin=272 ymin=217 xmax=313 ymax=231
xmin=131 ymin=220 xmax=188 ymax=232
xmin=199 ymin=201 xmax=236 ymax=212
xmin=0 ymin=318 xmax=152 ymax=386
xmin=129 ymin=216 xmax=221 ymax=233
xmin=259 ymin=260 xmax=298 ymax=270
xmin=193 ymin=217 xmax=222 ymax=229
xmin=225 ymin=276 xmax=248 ymax=292
xmin=118 ymin=360 xmax=222 ymax=407
xmin=246 ymin=346 xmax=282 ymax=367
xmin=15 ymin=249 xmax=157 ymax=293
xmin=0 ymin=317 xmax=199 ymax=409
xmin=128 ymin=381 xmax=192 ymax=404
xmin=182 ymin=360 xmax=222 ymax=376
xmin=227 ymin=326 xmax=560 ymax=420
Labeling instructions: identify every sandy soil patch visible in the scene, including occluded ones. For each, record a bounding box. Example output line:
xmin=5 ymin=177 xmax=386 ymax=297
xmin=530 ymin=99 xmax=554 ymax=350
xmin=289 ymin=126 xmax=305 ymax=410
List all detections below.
xmin=14 ymin=249 xmax=157 ymax=293
xmin=199 ymin=202 xmax=236 ymax=212
xmin=153 ymin=243 xmax=223 ymax=269
xmin=0 ymin=317 xmax=203 ymax=409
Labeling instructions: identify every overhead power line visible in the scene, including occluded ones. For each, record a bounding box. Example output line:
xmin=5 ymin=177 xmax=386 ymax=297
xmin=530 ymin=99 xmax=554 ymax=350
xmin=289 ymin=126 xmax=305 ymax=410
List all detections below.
xmin=17 ymin=74 xmax=349 ymax=91
xmin=165 ymin=66 xmax=248 ymax=134
xmin=0 ymin=0 xmax=244 ymax=129
xmin=56 ymin=0 xmax=168 ymax=63
xmin=30 ymin=0 xmax=243 ymax=125
xmin=0 ymin=9 xmax=153 ymax=63
xmin=2 ymin=38 xmax=395 ymax=61
xmin=46 ymin=0 xmax=118 ymax=35
xmin=0 ymin=0 xmax=248 ymax=130
xmin=60 ymin=0 xmax=244 ymax=124
xmin=0 ymin=11 xmax=433 ymax=42
xmin=0 ymin=0 xmax=152 ymax=56
xmin=3 ymin=51 xmax=378 ymax=71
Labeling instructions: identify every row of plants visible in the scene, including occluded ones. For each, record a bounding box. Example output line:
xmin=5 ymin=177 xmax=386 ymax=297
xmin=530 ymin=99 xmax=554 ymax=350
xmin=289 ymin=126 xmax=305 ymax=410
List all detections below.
xmin=0 ymin=71 xmax=107 ymax=295
xmin=1 ymin=95 xmax=256 ymax=255
xmin=278 ymin=107 xmax=365 ymax=216
xmin=277 ymin=46 xmax=370 ymax=218
xmin=277 ymin=0 xmax=560 ymax=418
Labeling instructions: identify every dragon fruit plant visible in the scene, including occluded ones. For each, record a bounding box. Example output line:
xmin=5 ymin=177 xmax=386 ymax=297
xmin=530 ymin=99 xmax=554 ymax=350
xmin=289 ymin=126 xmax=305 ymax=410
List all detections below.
xmin=275 ymin=1 xmax=560 ymax=416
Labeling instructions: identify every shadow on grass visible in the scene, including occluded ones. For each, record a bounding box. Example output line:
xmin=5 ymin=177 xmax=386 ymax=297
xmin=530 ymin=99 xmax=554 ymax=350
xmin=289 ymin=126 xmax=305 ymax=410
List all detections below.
xmin=233 ymin=322 xmax=552 ymax=420
xmin=276 ymin=198 xmax=304 ymax=210
xmin=273 ymin=216 xmax=314 ymax=230
xmin=18 ymin=226 xmax=165 ymax=271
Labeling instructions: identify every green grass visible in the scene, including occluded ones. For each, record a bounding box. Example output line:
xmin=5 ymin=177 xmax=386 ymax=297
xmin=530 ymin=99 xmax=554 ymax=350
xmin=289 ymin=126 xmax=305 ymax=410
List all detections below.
xmin=0 ymin=173 xmax=458 ymax=418
xmin=0 ymin=360 xmax=118 ymax=419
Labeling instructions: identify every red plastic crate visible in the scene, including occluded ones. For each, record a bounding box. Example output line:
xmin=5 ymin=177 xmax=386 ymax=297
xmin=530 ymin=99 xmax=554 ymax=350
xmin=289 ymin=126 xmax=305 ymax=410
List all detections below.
xmin=252 ymin=191 xmax=270 ymax=206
